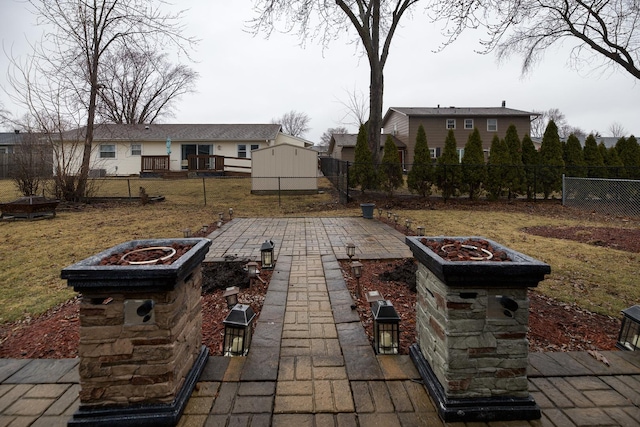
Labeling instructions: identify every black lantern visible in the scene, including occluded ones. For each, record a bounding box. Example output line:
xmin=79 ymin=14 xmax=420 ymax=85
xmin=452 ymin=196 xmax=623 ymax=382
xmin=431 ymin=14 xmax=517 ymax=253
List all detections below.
xmin=617 ymin=305 xmax=640 ymax=351
xmin=387 ymin=211 xmax=392 ymax=220
xmin=366 ymin=290 xmax=384 ymax=307
xmin=346 ymin=243 xmax=356 ymax=260
xmin=222 ymin=286 xmax=240 ymax=309
xmin=393 ymin=213 xmax=399 ymax=225
xmin=218 ymin=212 xmax=224 ymax=221
xmin=351 ymin=260 xmax=363 ymax=298
xmin=260 ymin=240 xmax=275 ymax=269
xmin=223 ymin=304 xmax=256 ymax=356
xmin=229 ymin=207 xmax=234 ymax=218
xmin=405 ymin=219 xmax=412 ymax=231
xmin=372 ymin=300 xmax=400 ymax=354
xmin=416 ymin=226 xmax=425 ymax=236
xmin=378 ymin=208 xmax=383 ymax=217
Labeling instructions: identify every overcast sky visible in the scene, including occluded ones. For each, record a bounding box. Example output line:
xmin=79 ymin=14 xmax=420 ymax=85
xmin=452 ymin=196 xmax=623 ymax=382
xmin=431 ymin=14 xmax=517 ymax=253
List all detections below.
xmin=1 ymin=1 xmax=638 ymax=144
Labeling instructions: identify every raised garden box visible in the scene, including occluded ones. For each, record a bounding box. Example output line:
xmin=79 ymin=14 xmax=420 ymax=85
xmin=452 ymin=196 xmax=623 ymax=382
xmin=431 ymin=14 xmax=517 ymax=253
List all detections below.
xmin=61 ymin=238 xmax=211 ymax=427
xmin=0 ymin=196 xmax=59 ymax=220
xmin=406 ymin=236 xmax=551 ymax=423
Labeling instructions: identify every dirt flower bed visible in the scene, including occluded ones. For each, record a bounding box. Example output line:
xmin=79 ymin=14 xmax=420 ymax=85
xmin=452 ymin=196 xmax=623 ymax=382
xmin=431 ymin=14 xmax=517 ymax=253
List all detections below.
xmin=99 ymin=243 xmax=194 ymax=265
xmin=419 ymin=238 xmax=511 ymax=261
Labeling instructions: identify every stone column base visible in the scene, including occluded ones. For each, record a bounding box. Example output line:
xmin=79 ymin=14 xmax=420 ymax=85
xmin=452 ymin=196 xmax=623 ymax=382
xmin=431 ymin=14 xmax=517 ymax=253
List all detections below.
xmin=410 ymin=344 xmax=540 ymax=423
xmin=68 ymin=346 xmax=209 ymax=427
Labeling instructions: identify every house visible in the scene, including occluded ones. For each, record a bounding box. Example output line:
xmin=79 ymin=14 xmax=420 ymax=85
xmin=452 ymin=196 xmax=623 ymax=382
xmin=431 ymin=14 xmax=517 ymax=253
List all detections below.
xmin=58 ymin=123 xmax=314 ymax=176
xmin=382 ymin=103 xmax=537 ymax=167
xmin=251 ymin=143 xmax=318 ymax=193
xmin=327 ymin=133 xmax=407 ymax=163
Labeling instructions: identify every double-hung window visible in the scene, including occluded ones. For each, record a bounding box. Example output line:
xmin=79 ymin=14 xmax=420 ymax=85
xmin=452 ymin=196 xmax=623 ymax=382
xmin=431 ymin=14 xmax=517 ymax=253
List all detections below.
xmin=464 ymin=119 xmax=474 ymax=130
xmin=446 ymin=119 xmax=456 ymax=129
xmin=131 ymin=143 xmax=142 ymax=156
xmin=487 ymin=119 xmax=498 ymax=132
xmin=100 ymin=144 xmax=116 ymax=159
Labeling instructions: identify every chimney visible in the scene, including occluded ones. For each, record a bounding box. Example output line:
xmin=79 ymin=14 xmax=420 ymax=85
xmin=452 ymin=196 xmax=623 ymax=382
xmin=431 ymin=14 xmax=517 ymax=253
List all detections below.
xmin=501 ymin=100 xmax=506 ymax=108
xmin=14 ymin=129 xmax=20 ymax=134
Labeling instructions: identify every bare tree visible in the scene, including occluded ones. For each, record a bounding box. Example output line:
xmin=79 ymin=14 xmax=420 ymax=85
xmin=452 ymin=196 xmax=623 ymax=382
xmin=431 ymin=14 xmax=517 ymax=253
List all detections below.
xmin=251 ymin=0 xmax=420 ymax=163
xmin=271 ymin=110 xmax=311 ymax=137
xmin=9 ymin=131 xmax=52 ymax=197
xmin=12 ymin=0 xmax=196 ymax=201
xmin=608 ymin=122 xmax=627 ymax=137
xmin=337 ymin=88 xmax=369 ymax=128
xmin=97 ymin=47 xmax=198 ymax=124
xmin=319 ymin=126 xmax=349 ymax=147
xmin=431 ymin=0 xmax=640 ymax=80
xmin=530 ymin=108 xmax=586 ymax=139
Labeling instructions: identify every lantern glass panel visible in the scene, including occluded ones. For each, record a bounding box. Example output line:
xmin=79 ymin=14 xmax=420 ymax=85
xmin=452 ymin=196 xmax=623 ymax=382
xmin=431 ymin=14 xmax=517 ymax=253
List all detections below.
xmin=617 ymin=306 xmax=640 ymax=351
xmin=374 ymin=321 xmax=399 ymax=355
xmin=224 ymin=324 xmax=250 ymax=356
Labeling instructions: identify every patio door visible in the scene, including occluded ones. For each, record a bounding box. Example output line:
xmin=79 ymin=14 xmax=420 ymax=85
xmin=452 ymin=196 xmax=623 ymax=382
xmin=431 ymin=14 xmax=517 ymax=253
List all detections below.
xmin=181 ymin=144 xmax=213 ymax=170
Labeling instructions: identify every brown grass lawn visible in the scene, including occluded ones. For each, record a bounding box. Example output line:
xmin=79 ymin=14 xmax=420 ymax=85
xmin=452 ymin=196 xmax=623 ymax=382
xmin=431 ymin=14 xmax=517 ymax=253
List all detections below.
xmin=1 ymin=177 xmax=639 ymax=323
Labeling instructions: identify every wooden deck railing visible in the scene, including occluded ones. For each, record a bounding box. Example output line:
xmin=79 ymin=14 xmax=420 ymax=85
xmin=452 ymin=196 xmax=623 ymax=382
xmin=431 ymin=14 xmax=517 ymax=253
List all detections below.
xmin=141 ymin=155 xmax=170 ymax=172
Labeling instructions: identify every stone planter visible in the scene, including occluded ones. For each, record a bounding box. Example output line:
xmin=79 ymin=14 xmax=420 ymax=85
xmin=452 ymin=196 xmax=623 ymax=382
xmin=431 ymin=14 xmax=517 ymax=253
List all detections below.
xmin=61 ymin=238 xmax=211 ymax=427
xmin=360 ymin=203 xmax=375 ymax=219
xmin=406 ymin=236 xmax=550 ymax=423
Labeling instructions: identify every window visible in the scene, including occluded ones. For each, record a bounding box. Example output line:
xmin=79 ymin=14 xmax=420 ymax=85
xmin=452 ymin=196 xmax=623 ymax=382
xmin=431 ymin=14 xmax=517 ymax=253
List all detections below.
xmin=251 ymin=144 xmax=260 ymax=151
xmin=446 ymin=119 xmax=456 ymax=129
xmin=487 ymin=119 xmax=498 ymax=132
xmin=131 ymin=143 xmax=142 ymax=156
xmin=429 ymin=148 xmax=437 ymax=159
xmin=100 ymin=144 xmax=116 ymax=159
xmin=464 ymin=119 xmax=474 ymax=130
xmin=237 ymin=144 xmax=247 ymax=158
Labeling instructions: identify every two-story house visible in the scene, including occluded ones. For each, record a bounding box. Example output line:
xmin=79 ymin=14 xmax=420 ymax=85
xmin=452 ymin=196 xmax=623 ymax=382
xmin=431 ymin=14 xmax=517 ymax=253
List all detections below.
xmin=382 ymin=103 xmax=537 ymax=167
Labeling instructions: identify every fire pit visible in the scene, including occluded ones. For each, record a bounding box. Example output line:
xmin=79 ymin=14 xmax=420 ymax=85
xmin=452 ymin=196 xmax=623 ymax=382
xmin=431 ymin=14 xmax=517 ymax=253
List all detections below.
xmin=0 ymin=196 xmax=59 ymax=220
xmin=61 ymin=238 xmax=211 ymax=426
xmin=406 ymin=235 xmax=550 ymax=423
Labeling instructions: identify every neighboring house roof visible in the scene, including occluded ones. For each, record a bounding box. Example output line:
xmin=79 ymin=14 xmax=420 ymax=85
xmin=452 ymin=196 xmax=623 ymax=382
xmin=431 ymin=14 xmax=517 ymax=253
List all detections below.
xmin=330 ymin=133 xmax=407 ymax=149
xmin=0 ymin=132 xmax=24 ymax=145
xmin=384 ymin=106 xmax=538 ymax=122
xmin=63 ymin=124 xmax=283 ymax=142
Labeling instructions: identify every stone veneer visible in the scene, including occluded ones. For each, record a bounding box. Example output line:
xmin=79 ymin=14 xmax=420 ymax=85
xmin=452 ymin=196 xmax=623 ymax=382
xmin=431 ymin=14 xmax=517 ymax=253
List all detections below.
xmin=62 ymin=238 xmax=211 ymax=426
xmin=406 ymin=236 xmax=550 ymax=422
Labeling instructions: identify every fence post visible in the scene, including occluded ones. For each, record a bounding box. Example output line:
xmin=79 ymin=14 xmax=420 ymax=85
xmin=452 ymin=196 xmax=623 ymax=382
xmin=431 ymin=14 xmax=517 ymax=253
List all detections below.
xmin=202 ymin=177 xmax=207 ymax=206
xmin=345 ymin=161 xmax=350 ymax=204
xmin=127 ymin=179 xmax=131 ymax=198
xmin=561 ymin=174 xmax=566 ymax=206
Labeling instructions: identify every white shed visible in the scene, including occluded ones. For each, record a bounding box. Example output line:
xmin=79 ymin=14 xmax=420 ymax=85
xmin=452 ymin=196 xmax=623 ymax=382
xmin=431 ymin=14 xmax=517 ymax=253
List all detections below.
xmin=251 ymin=143 xmax=318 ymax=193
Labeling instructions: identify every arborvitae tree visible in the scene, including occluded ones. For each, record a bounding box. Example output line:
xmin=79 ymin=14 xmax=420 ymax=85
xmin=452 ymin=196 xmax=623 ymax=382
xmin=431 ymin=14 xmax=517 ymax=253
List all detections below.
xmin=521 ymin=134 xmax=539 ymax=200
xmin=407 ymin=124 xmax=433 ymax=197
xmin=504 ymin=124 xmax=524 ymax=199
xmin=616 ymin=135 xmax=640 ymax=179
xmin=598 ymin=142 xmax=609 ymax=177
xmin=461 ymin=128 xmax=487 ymax=200
xmin=604 ymin=145 xmax=625 ymax=178
xmin=351 ymin=124 xmax=378 ymax=192
xmin=564 ymin=134 xmax=587 ymax=177
xmin=486 ymin=135 xmax=511 ymax=200
xmin=539 ymin=120 xmax=565 ymax=199
xmin=379 ymin=135 xmax=404 ymax=197
xmin=583 ymin=134 xmax=606 ymax=178
xmin=435 ymin=129 xmax=462 ymax=201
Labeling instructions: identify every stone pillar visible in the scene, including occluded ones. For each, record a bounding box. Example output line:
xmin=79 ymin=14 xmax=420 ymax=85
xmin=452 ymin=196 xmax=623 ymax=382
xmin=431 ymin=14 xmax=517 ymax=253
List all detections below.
xmin=61 ymin=238 xmax=211 ymax=427
xmin=406 ymin=236 xmax=550 ymax=423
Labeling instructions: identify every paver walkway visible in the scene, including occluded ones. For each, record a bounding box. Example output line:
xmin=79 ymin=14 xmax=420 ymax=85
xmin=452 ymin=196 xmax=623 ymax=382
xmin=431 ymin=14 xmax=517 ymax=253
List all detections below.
xmin=1 ymin=217 xmax=640 ymax=426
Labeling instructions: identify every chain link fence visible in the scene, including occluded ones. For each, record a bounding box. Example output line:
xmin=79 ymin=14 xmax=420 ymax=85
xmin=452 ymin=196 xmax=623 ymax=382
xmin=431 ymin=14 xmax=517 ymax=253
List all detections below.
xmin=563 ymin=175 xmax=640 ymax=217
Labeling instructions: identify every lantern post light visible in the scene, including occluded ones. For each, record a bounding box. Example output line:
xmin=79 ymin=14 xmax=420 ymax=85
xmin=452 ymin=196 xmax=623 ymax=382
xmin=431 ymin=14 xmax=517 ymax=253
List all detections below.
xmin=222 ymin=286 xmax=240 ymax=309
xmin=346 ymin=243 xmax=356 ymax=261
xmin=351 ymin=260 xmax=363 ymax=299
xmin=260 ymin=240 xmax=275 ymax=269
xmin=617 ymin=305 xmax=640 ymax=351
xmin=223 ymin=304 xmax=256 ymax=356
xmin=366 ymin=290 xmax=385 ymax=308
xmin=183 ymin=228 xmax=191 ymax=238
xmin=416 ymin=226 xmax=425 ymax=236
xmin=393 ymin=214 xmax=399 ymax=227
xmin=371 ymin=300 xmax=400 ymax=355
xmin=378 ymin=208 xmax=383 ymax=217
xmin=218 ymin=212 xmax=224 ymax=221
xmin=201 ymin=224 xmax=209 ymax=234
xmin=217 ymin=220 xmax=223 ymax=228
xmin=387 ymin=211 xmax=392 ymax=220
xmin=405 ymin=219 xmax=412 ymax=231
xmin=229 ymin=207 xmax=234 ymax=219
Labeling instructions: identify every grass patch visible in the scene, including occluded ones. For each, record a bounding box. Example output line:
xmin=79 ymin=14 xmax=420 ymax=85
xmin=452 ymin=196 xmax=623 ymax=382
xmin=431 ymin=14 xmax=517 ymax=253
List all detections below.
xmin=1 ymin=177 xmax=638 ymax=322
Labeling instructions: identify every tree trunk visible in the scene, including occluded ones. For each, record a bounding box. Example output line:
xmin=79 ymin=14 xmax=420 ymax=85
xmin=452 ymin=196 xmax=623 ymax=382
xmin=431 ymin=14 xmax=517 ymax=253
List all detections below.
xmin=368 ymin=63 xmax=383 ymax=166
